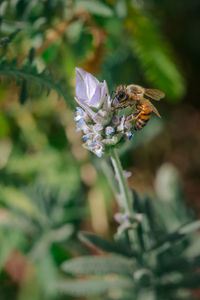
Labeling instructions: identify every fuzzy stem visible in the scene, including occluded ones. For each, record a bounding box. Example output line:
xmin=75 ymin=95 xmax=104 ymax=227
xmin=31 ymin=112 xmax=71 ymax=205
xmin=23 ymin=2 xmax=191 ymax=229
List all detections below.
xmin=110 ymin=148 xmax=132 ymax=215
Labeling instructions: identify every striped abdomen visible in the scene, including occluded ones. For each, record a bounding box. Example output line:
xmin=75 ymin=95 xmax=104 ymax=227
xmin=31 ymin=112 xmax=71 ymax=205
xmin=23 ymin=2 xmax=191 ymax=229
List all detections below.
xmin=134 ymin=103 xmax=152 ymax=131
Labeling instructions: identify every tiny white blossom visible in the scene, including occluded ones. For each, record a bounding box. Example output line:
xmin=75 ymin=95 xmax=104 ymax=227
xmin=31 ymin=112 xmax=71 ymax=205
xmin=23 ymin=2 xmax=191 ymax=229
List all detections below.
xmin=123 ymin=170 xmax=132 ymax=179
xmin=89 ymin=141 xmax=104 ymax=158
xmin=117 ymin=115 xmax=126 ymax=132
xmin=74 ymin=107 xmax=85 ymax=122
xmin=126 ymin=131 xmax=134 ymax=140
xmin=105 ymin=126 xmax=115 ymax=136
xmin=93 ymin=124 xmax=103 ymax=133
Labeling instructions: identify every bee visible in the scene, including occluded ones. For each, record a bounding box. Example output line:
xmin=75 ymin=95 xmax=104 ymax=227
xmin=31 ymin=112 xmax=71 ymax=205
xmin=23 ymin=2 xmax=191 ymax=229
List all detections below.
xmin=112 ymin=84 xmax=165 ymax=131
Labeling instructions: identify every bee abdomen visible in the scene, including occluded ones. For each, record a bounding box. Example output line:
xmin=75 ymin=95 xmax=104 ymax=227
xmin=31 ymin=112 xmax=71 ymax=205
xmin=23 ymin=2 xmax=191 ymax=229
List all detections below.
xmin=134 ymin=111 xmax=151 ymax=131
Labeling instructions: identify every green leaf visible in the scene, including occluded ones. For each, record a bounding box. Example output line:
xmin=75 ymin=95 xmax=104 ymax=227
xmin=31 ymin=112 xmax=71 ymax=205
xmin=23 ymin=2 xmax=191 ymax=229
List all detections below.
xmin=0 ymin=29 xmax=20 ymax=46
xmin=0 ymin=57 xmax=67 ymax=101
xmin=35 ymin=253 xmax=58 ymax=296
xmin=75 ymin=0 xmax=113 ymax=17
xmin=0 ymin=230 xmax=24 ymax=270
xmin=79 ymin=231 xmax=132 ymax=256
xmin=28 ymin=47 xmax=35 ymax=64
xmin=179 ymin=220 xmax=200 ymax=234
xmin=19 ymin=79 xmax=27 ymax=104
xmin=29 ymin=225 xmax=74 ymax=260
xmin=56 ymin=278 xmax=133 ymax=297
xmin=126 ymin=6 xmax=185 ymax=101
xmin=0 ymin=185 xmax=41 ymax=218
xmin=157 ymin=255 xmax=200 ymax=275
xmin=62 ymin=255 xmax=134 ymax=276
xmin=158 ymin=274 xmax=200 ymax=290
xmin=150 ymin=220 xmax=200 ymax=253
xmin=115 ymin=0 xmax=127 ymax=19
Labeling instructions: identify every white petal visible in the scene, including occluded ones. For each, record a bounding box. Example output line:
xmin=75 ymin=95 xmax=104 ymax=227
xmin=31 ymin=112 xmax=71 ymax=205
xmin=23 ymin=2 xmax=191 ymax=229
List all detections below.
xmin=74 ymin=97 xmax=96 ymax=120
xmin=85 ymin=72 xmax=99 ymax=100
xmin=89 ymin=83 xmax=102 ymax=107
xmin=123 ymin=170 xmax=132 ymax=179
xmin=102 ymin=80 xmax=111 ymax=110
xmin=105 ymin=126 xmax=114 ymax=135
xmin=75 ymin=68 xmax=88 ymax=99
xmin=93 ymin=124 xmax=103 ymax=132
xmin=101 ymin=80 xmax=108 ymax=99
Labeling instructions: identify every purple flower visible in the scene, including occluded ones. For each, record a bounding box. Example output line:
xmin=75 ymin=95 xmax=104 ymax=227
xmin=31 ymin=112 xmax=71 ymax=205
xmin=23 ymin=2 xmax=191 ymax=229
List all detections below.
xmin=75 ymin=68 xmax=109 ymax=110
xmin=74 ymin=68 xmax=134 ymax=158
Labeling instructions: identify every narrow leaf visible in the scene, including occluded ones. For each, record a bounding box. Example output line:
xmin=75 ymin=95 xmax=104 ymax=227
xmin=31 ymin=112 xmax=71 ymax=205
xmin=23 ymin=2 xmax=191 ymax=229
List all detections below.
xmin=179 ymin=220 xmax=200 ymax=235
xmin=79 ymin=231 xmax=132 ymax=256
xmin=56 ymin=278 xmax=133 ymax=297
xmin=126 ymin=6 xmax=185 ymax=101
xmin=150 ymin=220 xmax=200 ymax=252
xmin=62 ymin=255 xmax=134 ymax=276
xmin=19 ymin=80 xmax=27 ymax=104
xmin=28 ymin=47 xmax=35 ymax=64
xmin=0 ymin=57 xmax=67 ymax=101
xmin=75 ymin=0 xmax=113 ymax=17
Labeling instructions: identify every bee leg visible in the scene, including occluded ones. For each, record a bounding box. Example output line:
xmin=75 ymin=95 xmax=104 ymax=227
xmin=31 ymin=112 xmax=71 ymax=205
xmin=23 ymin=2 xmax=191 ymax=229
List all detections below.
xmin=112 ymin=100 xmax=131 ymax=112
xmin=124 ymin=110 xmax=140 ymax=125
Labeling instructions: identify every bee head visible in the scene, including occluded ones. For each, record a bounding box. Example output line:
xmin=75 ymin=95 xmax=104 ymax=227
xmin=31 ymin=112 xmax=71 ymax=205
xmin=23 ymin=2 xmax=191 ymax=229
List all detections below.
xmin=111 ymin=85 xmax=128 ymax=109
xmin=115 ymin=85 xmax=127 ymax=102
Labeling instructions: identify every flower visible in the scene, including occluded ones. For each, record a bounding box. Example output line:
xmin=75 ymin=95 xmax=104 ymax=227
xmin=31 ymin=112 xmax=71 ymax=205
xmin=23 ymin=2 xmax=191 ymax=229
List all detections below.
xmin=74 ymin=107 xmax=85 ymax=122
xmin=76 ymin=119 xmax=88 ymax=132
xmin=89 ymin=141 xmax=104 ymax=158
xmin=74 ymin=68 xmax=134 ymax=157
xmin=123 ymin=170 xmax=132 ymax=179
xmin=126 ymin=131 xmax=134 ymax=140
xmin=114 ymin=212 xmax=143 ymax=235
xmin=105 ymin=126 xmax=115 ymax=136
xmin=117 ymin=115 xmax=126 ymax=132
xmin=75 ymin=68 xmax=110 ymax=110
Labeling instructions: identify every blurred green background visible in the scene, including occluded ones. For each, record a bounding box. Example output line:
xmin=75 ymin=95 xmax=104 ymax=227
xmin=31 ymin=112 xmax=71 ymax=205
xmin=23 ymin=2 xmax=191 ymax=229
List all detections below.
xmin=0 ymin=0 xmax=200 ymax=299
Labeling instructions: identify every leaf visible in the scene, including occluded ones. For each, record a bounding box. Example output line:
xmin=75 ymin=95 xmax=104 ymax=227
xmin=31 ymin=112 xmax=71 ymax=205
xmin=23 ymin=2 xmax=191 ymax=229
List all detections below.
xmin=79 ymin=231 xmax=132 ymax=256
xmin=126 ymin=6 xmax=185 ymax=101
xmin=157 ymin=255 xmax=200 ymax=275
xmin=115 ymin=0 xmax=127 ymax=19
xmin=0 ymin=57 xmax=67 ymax=101
xmin=56 ymin=278 xmax=133 ymax=297
xmin=19 ymin=79 xmax=27 ymax=104
xmin=0 ymin=29 xmax=21 ymax=46
xmin=179 ymin=220 xmax=200 ymax=234
xmin=29 ymin=225 xmax=74 ymax=260
xmin=150 ymin=220 xmax=200 ymax=253
xmin=158 ymin=274 xmax=200 ymax=290
xmin=0 ymin=230 xmax=24 ymax=270
xmin=62 ymin=255 xmax=134 ymax=276
xmin=75 ymin=0 xmax=113 ymax=17
xmin=28 ymin=47 xmax=35 ymax=64
xmin=35 ymin=252 xmax=58 ymax=296
xmin=0 ymin=185 xmax=41 ymax=218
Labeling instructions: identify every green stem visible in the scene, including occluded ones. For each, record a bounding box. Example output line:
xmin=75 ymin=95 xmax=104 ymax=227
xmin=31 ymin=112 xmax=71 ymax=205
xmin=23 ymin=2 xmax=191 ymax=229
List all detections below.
xmin=110 ymin=148 xmax=132 ymax=215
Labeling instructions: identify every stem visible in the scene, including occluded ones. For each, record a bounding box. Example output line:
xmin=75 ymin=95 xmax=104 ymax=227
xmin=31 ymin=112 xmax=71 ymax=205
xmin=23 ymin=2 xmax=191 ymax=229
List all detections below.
xmin=110 ymin=148 xmax=132 ymax=215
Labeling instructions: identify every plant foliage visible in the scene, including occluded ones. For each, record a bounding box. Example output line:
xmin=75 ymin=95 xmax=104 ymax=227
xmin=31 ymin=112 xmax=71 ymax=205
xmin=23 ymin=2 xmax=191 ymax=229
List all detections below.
xmin=61 ymin=185 xmax=200 ymax=299
xmin=0 ymin=56 xmax=66 ymax=103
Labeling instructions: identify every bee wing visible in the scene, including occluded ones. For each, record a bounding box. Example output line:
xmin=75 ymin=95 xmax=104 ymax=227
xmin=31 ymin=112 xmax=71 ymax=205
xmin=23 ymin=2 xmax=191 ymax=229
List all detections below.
xmin=142 ymin=98 xmax=161 ymax=118
xmin=151 ymin=104 xmax=161 ymax=118
xmin=144 ymin=88 xmax=165 ymax=101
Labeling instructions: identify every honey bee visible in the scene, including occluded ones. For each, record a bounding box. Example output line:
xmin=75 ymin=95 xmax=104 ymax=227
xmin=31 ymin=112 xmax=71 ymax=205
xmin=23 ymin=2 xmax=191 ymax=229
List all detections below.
xmin=112 ymin=84 xmax=165 ymax=131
